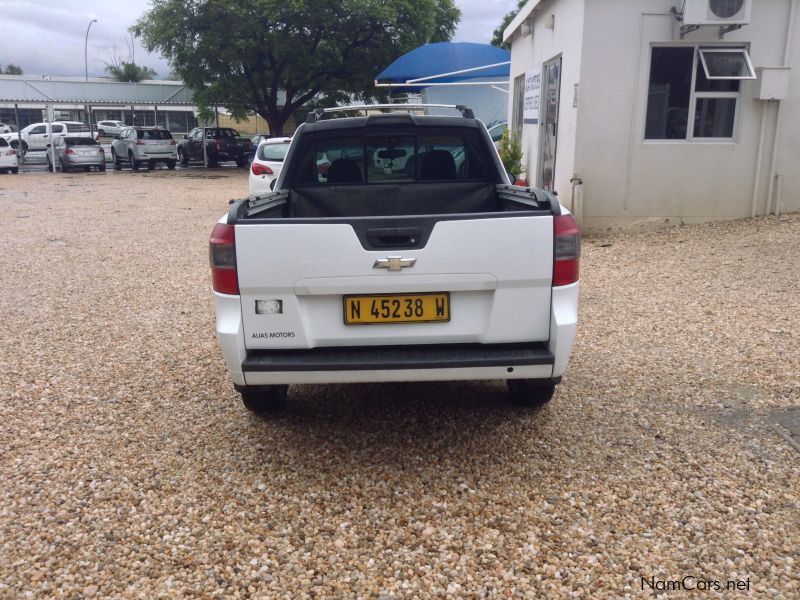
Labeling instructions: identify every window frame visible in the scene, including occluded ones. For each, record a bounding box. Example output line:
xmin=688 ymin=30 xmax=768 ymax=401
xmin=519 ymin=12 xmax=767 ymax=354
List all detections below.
xmin=512 ymin=74 xmax=525 ymax=139
xmin=698 ymin=47 xmax=756 ymax=81
xmin=645 ymin=44 xmax=750 ymax=144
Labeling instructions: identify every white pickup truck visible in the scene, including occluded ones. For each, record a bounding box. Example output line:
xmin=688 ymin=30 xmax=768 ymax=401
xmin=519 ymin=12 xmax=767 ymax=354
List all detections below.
xmin=0 ymin=121 xmax=94 ymax=153
xmin=210 ymin=105 xmax=580 ymax=413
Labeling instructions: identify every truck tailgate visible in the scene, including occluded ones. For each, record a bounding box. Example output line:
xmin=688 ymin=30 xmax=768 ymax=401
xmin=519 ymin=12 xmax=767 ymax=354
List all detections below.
xmin=235 ymin=215 xmax=553 ymax=349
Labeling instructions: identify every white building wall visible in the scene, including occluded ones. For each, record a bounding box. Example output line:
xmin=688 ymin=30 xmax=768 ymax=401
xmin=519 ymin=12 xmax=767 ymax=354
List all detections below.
xmin=776 ymin=2 xmax=800 ymax=216
xmin=507 ymin=0 xmax=585 ymax=206
xmin=573 ymin=0 xmax=798 ymax=228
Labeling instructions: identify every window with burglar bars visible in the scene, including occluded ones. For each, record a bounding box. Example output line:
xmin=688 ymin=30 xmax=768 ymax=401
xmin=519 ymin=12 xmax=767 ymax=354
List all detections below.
xmin=512 ymin=73 xmax=525 ymax=138
xmin=644 ymin=45 xmax=754 ymax=141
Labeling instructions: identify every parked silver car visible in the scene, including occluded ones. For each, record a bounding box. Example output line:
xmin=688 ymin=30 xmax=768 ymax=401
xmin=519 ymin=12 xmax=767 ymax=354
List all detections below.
xmin=110 ymin=127 xmax=177 ymax=171
xmin=47 ymin=136 xmax=106 ymax=172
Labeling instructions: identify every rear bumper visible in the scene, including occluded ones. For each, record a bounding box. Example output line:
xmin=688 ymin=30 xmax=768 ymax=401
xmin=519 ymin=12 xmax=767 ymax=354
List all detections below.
xmin=243 ymin=364 xmax=555 ymax=385
xmin=134 ymin=151 xmax=177 ymax=160
xmin=241 ymin=342 xmax=553 ymax=384
xmin=64 ymin=156 xmax=105 ymax=165
xmin=214 ymin=281 xmax=579 ymax=386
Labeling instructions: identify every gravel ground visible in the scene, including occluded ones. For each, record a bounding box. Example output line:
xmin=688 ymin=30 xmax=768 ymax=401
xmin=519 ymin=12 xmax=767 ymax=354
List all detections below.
xmin=0 ymin=171 xmax=798 ymax=598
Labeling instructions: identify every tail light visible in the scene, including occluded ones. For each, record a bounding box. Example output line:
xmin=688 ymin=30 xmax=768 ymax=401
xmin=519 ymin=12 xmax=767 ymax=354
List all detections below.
xmin=214 ymin=139 xmax=222 ymax=149
xmin=170 ymin=139 xmax=176 ymax=145
xmin=95 ymin=134 xmax=101 ymax=142
xmin=209 ymin=223 xmax=239 ymax=294
xmin=4 ymin=148 xmax=15 ymax=156
xmin=251 ymin=163 xmax=274 ymax=176
xmin=136 ymin=139 xmax=145 ymax=145
xmin=98 ymin=147 xmax=105 ymax=154
xmin=65 ymin=148 xmax=76 ymax=155
xmin=553 ymin=214 xmax=580 ymax=286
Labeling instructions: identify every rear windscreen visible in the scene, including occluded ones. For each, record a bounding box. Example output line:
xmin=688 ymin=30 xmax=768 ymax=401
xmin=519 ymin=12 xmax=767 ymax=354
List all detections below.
xmin=258 ymin=142 xmax=290 ymax=162
xmin=65 ymin=123 xmax=90 ymax=132
xmin=65 ymin=137 xmax=98 ymax=146
xmin=136 ymin=129 xmax=173 ymax=140
xmin=206 ymin=128 xmax=238 ymax=138
xmin=292 ymin=129 xmax=493 ymax=185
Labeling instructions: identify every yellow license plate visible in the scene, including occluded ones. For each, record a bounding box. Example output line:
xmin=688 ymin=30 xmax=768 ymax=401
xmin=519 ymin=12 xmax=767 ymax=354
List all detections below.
xmin=344 ymin=292 xmax=450 ymax=325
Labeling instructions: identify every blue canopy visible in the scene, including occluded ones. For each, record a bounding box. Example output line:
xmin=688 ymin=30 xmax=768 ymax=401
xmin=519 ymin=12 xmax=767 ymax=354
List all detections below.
xmin=376 ymin=42 xmax=510 ymax=88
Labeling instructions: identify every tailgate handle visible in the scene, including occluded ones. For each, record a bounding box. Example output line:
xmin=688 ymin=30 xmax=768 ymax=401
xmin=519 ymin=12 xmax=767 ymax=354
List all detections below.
xmin=366 ymin=227 xmax=422 ymax=248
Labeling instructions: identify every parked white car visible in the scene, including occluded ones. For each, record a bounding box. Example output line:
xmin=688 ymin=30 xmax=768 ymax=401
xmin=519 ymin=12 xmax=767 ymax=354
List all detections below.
xmin=96 ymin=120 xmax=126 ymax=136
xmin=0 ymin=122 xmax=16 ymax=134
xmin=248 ymin=137 xmax=291 ymax=196
xmin=0 ymin=137 xmax=19 ymax=173
xmin=0 ymin=121 xmax=93 ymax=153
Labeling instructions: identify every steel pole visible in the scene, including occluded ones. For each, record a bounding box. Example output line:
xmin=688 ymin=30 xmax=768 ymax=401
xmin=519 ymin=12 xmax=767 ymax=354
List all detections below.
xmin=85 ymin=19 xmax=97 ymax=82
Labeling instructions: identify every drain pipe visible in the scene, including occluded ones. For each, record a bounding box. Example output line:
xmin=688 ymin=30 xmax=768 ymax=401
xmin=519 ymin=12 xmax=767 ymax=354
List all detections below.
xmin=750 ymin=103 xmax=767 ymax=217
xmin=765 ymin=0 xmax=796 ymax=214
xmin=570 ymin=175 xmax=584 ymax=226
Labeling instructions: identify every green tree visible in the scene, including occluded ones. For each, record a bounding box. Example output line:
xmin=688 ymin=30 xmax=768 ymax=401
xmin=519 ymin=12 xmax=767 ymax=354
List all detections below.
xmin=133 ymin=0 xmax=461 ymax=136
xmin=430 ymin=0 xmax=461 ymax=43
xmin=104 ymin=61 xmax=157 ymax=82
xmin=3 ymin=64 xmax=23 ymax=75
xmin=491 ymin=0 xmax=527 ymax=50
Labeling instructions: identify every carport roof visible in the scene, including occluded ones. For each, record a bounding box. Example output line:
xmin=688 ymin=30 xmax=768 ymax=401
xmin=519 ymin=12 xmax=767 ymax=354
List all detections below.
xmin=0 ymin=75 xmax=195 ymax=106
xmin=376 ymin=42 xmax=510 ymax=85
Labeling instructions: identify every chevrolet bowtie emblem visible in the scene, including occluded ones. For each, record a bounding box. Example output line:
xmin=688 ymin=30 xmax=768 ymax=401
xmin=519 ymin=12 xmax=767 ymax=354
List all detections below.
xmin=373 ymin=256 xmax=417 ymax=271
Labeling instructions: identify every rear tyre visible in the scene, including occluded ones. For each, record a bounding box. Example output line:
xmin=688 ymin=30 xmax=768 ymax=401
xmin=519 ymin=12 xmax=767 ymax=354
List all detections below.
xmin=47 ymin=159 xmax=53 ymax=172
xmin=99 ymin=164 xmax=106 ymax=172
xmin=130 ymin=152 xmax=139 ymax=171
xmin=239 ymin=385 xmax=288 ymax=414
xmin=507 ymin=379 xmax=557 ymax=408
xmin=167 ymin=160 xmax=176 ymax=170
xmin=236 ymin=156 xmax=247 ymax=168
xmin=178 ymin=148 xmax=188 ymax=165
xmin=111 ymin=148 xmax=122 ymax=170
xmin=10 ymin=167 xmax=18 ymax=174
xmin=59 ymin=159 xmax=67 ymax=173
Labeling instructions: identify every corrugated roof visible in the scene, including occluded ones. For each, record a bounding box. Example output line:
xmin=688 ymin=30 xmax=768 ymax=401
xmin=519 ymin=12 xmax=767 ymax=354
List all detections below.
xmin=0 ymin=76 xmax=195 ymax=105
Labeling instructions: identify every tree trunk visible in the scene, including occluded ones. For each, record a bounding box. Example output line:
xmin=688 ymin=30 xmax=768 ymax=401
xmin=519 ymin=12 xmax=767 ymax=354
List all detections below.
xmin=263 ymin=113 xmax=289 ymax=137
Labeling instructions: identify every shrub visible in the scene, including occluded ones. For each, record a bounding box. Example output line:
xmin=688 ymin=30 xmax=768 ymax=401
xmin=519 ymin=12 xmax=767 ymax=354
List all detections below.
xmin=498 ymin=129 xmax=524 ymax=179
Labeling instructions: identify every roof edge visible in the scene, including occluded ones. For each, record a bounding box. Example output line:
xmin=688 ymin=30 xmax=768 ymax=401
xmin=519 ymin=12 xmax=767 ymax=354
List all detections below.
xmin=503 ymin=0 xmax=544 ymax=44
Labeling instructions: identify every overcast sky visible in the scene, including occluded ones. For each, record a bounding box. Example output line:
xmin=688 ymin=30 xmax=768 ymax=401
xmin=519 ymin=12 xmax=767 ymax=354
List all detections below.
xmin=0 ymin=0 xmax=518 ymax=79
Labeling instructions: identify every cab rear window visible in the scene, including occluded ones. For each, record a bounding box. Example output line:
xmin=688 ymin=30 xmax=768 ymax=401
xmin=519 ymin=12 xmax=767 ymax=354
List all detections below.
xmin=65 ymin=123 xmax=90 ymax=133
xmin=293 ymin=130 xmax=491 ymax=185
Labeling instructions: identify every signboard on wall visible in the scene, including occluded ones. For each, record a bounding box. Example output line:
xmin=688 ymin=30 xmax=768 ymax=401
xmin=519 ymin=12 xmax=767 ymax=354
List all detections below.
xmin=523 ymin=65 xmax=541 ymax=124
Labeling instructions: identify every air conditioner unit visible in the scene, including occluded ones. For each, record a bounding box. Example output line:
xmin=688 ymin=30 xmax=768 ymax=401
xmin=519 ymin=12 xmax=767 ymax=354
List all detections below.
xmin=683 ymin=0 xmax=752 ymax=26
